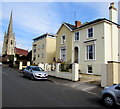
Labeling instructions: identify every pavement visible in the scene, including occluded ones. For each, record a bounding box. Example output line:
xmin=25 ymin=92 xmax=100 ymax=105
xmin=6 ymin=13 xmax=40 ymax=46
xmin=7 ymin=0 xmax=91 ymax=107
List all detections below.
xmin=47 ymin=74 xmax=103 ymax=96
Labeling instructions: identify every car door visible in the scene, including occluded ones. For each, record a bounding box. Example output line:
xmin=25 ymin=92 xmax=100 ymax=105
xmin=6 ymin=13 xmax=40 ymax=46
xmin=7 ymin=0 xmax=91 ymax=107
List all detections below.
xmin=24 ymin=67 xmax=28 ymax=76
xmin=25 ymin=66 xmax=31 ymax=77
xmin=28 ymin=67 xmax=33 ymax=77
xmin=27 ymin=67 xmax=32 ymax=77
xmin=115 ymin=84 xmax=120 ymax=104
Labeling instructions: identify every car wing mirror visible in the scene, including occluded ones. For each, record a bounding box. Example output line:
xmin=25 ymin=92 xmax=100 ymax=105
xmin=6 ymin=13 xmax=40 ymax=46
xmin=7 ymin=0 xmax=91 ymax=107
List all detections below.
xmin=29 ymin=69 xmax=32 ymax=72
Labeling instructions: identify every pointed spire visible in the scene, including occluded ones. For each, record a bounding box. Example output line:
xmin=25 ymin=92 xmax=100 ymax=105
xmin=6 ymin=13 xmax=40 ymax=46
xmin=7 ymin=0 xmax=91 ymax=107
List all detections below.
xmin=4 ymin=31 xmax=6 ymax=36
xmin=7 ymin=11 xmax=13 ymax=36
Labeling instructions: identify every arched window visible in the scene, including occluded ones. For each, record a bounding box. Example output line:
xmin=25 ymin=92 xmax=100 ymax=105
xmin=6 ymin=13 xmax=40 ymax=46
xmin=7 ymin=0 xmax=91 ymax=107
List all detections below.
xmin=11 ymin=40 xmax=13 ymax=45
xmin=6 ymin=40 xmax=8 ymax=44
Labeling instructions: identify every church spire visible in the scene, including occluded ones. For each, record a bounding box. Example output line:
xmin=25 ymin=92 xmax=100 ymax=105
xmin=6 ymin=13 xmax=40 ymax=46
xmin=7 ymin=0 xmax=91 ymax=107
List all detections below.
xmin=2 ymin=11 xmax=15 ymax=56
xmin=7 ymin=11 xmax=13 ymax=36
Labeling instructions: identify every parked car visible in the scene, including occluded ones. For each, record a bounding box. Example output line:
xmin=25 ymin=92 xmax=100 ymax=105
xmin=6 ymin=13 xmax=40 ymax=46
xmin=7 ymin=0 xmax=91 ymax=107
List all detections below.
xmin=101 ymin=84 xmax=120 ymax=107
xmin=0 ymin=62 xmax=2 ymax=65
xmin=23 ymin=66 xmax=48 ymax=80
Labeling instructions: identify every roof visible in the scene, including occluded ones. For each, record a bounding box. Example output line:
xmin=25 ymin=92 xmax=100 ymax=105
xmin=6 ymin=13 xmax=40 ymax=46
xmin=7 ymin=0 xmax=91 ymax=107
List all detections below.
xmin=64 ymin=22 xmax=76 ymax=30
xmin=15 ymin=47 xmax=28 ymax=56
xmin=59 ymin=18 xmax=120 ymax=32
xmin=33 ymin=33 xmax=56 ymax=42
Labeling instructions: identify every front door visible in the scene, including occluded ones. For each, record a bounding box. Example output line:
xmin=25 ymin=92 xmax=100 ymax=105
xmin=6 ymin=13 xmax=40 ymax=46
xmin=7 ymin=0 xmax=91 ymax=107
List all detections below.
xmin=74 ymin=47 xmax=78 ymax=63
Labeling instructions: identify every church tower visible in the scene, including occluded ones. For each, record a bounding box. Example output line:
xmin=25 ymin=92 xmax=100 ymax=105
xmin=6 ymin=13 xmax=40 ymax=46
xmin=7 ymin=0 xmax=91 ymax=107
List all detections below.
xmin=2 ymin=11 xmax=15 ymax=56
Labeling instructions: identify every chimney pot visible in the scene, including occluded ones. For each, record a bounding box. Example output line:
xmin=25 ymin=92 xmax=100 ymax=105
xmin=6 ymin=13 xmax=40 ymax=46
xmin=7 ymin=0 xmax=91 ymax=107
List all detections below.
xmin=109 ymin=2 xmax=117 ymax=23
xmin=110 ymin=2 xmax=114 ymax=7
xmin=109 ymin=2 xmax=117 ymax=10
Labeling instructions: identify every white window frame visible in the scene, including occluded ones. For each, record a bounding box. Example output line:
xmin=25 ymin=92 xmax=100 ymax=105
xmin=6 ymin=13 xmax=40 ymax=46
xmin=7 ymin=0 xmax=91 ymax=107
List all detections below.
xmin=60 ymin=46 xmax=67 ymax=61
xmin=38 ymin=45 xmax=40 ymax=50
xmin=33 ymin=47 xmax=36 ymax=53
xmin=87 ymin=27 xmax=94 ymax=38
xmin=38 ymin=54 xmax=40 ymax=57
xmin=33 ymin=55 xmax=36 ymax=61
xmin=85 ymin=44 xmax=95 ymax=60
xmin=41 ymin=53 xmax=44 ymax=58
xmin=74 ymin=32 xmax=80 ymax=41
xmin=61 ymin=34 xmax=66 ymax=44
xmin=87 ymin=65 xmax=93 ymax=74
xmin=42 ymin=44 xmax=44 ymax=49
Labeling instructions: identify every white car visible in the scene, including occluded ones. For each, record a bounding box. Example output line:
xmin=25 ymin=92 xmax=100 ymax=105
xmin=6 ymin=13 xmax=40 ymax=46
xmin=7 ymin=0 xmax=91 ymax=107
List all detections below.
xmin=23 ymin=66 xmax=48 ymax=80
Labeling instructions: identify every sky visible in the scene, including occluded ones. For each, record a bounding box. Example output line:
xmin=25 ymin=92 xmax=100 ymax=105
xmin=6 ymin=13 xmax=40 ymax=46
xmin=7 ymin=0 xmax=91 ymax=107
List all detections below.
xmin=0 ymin=0 xmax=119 ymax=56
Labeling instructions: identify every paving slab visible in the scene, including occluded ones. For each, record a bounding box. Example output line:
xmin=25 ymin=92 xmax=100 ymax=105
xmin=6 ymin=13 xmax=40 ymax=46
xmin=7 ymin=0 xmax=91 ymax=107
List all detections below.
xmin=48 ymin=75 xmax=103 ymax=96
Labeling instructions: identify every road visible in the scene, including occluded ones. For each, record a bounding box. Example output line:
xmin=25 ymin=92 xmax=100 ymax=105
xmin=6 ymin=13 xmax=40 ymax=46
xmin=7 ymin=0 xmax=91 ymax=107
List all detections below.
xmin=2 ymin=65 xmax=107 ymax=108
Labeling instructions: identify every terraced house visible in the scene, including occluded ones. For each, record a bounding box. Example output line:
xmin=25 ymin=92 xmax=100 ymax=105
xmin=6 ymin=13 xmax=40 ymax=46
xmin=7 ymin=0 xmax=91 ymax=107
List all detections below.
xmin=56 ymin=3 xmax=120 ymax=75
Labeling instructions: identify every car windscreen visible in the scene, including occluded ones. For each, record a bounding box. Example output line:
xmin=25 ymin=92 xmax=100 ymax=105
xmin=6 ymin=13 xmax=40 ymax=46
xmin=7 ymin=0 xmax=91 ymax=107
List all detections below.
xmin=31 ymin=67 xmax=44 ymax=71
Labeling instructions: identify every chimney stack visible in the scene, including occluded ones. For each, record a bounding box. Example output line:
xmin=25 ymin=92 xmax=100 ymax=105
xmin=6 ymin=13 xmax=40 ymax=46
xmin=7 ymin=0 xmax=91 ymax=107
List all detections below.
xmin=75 ymin=20 xmax=81 ymax=28
xmin=109 ymin=2 xmax=117 ymax=23
xmin=118 ymin=1 xmax=120 ymax=24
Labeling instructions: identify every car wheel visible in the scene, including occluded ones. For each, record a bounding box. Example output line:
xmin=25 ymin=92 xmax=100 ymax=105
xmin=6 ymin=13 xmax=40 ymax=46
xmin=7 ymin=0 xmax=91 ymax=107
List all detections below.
xmin=23 ymin=72 xmax=26 ymax=77
xmin=30 ymin=74 xmax=34 ymax=80
xmin=103 ymin=95 xmax=115 ymax=107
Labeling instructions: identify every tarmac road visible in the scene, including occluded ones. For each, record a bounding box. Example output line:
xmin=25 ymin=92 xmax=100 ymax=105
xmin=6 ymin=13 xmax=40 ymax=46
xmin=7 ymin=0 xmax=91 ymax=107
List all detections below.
xmin=2 ymin=65 xmax=107 ymax=108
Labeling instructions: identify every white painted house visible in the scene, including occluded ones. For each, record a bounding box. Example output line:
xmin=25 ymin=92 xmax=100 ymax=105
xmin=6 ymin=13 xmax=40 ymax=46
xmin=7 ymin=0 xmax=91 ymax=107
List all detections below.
xmin=73 ymin=3 xmax=120 ymax=75
xmin=56 ymin=2 xmax=120 ymax=75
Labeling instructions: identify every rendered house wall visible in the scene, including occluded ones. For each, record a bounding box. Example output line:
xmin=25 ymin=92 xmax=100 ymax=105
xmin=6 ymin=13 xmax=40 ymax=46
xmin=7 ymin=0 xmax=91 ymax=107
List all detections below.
xmin=56 ymin=24 xmax=73 ymax=63
xmin=32 ymin=36 xmax=56 ymax=64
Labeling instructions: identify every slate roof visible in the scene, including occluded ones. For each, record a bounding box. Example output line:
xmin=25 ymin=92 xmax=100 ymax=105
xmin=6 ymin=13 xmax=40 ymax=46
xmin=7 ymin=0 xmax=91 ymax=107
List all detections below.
xmin=64 ymin=18 xmax=120 ymax=31
xmin=33 ymin=33 xmax=56 ymax=42
xmin=15 ymin=47 xmax=28 ymax=56
xmin=64 ymin=22 xmax=76 ymax=30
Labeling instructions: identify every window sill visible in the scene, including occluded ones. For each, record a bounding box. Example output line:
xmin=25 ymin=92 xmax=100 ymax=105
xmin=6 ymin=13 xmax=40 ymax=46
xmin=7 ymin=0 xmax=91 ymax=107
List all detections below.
xmin=61 ymin=43 xmax=66 ymax=45
xmin=86 ymin=37 xmax=93 ymax=39
xmin=87 ymin=72 xmax=94 ymax=75
xmin=84 ymin=59 xmax=96 ymax=62
xmin=74 ymin=40 xmax=79 ymax=42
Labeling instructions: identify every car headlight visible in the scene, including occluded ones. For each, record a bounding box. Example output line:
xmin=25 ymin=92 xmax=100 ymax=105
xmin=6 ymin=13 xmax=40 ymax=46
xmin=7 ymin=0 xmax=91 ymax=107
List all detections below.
xmin=104 ymin=86 xmax=110 ymax=89
xmin=34 ymin=73 xmax=39 ymax=76
xmin=45 ymin=74 xmax=48 ymax=76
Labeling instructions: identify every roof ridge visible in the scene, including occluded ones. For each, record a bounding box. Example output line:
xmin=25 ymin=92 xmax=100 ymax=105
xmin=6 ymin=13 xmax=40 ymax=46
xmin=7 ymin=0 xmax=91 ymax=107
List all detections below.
xmin=15 ymin=47 xmax=28 ymax=51
xmin=64 ymin=22 xmax=75 ymax=26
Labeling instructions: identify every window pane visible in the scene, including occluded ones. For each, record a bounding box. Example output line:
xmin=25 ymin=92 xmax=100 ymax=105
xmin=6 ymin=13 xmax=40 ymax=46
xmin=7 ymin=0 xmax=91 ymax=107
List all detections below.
xmin=61 ymin=35 xmax=66 ymax=44
xmin=89 ymin=45 xmax=92 ymax=52
xmin=86 ymin=44 xmax=95 ymax=60
xmin=61 ymin=47 xmax=66 ymax=61
xmin=89 ymin=53 xmax=93 ymax=59
xmin=88 ymin=28 xmax=93 ymax=38
xmin=75 ymin=32 xmax=79 ymax=41
xmin=88 ymin=71 xmax=92 ymax=73
xmin=88 ymin=65 xmax=93 ymax=73
xmin=87 ymin=53 xmax=89 ymax=59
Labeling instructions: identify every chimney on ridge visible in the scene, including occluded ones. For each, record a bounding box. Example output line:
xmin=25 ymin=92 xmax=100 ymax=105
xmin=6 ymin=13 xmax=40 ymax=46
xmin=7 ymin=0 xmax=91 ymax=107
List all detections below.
xmin=109 ymin=2 xmax=117 ymax=23
xmin=118 ymin=1 xmax=120 ymax=24
xmin=75 ymin=20 xmax=81 ymax=28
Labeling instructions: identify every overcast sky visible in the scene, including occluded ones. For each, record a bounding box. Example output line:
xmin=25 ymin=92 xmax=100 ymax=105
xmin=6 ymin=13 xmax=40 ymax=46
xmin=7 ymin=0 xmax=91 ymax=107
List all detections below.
xmin=0 ymin=1 xmax=119 ymax=55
